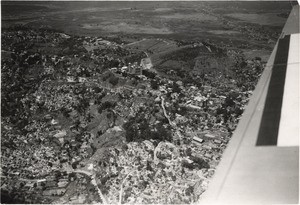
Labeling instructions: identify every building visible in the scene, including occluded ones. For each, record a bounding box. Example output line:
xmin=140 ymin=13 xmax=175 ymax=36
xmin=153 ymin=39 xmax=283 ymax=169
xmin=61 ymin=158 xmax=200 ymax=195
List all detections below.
xmin=141 ymin=58 xmax=152 ymax=70
xmin=43 ymin=188 xmax=66 ymax=196
xmin=128 ymin=63 xmax=143 ymax=76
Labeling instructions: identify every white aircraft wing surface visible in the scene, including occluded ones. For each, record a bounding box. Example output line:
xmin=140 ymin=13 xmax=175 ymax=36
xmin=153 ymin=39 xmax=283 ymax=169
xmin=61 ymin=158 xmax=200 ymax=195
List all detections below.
xmin=200 ymin=5 xmax=299 ymax=204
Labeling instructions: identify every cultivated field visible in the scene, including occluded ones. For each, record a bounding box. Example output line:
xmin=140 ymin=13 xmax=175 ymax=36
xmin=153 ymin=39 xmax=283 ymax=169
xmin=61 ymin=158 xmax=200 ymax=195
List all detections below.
xmin=2 ymin=1 xmax=290 ymax=43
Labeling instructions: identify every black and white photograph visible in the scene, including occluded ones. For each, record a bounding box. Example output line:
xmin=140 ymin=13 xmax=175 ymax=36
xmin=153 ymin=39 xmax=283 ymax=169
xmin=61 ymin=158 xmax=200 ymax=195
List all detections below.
xmin=1 ymin=0 xmax=299 ymax=204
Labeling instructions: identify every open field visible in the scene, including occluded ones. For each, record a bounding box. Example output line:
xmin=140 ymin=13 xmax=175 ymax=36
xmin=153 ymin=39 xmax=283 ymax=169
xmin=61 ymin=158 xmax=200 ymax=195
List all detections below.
xmin=82 ymin=22 xmax=173 ymax=34
xmin=125 ymin=38 xmax=178 ymax=53
xmin=159 ymin=13 xmax=218 ymax=21
xmin=224 ymin=13 xmax=287 ymax=26
xmin=2 ymin=1 xmax=291 ymax=44
xmin=1 ymin=1 xmax=293 ymax=82
xmin=242 ymin=49 xmax=272 ymax=62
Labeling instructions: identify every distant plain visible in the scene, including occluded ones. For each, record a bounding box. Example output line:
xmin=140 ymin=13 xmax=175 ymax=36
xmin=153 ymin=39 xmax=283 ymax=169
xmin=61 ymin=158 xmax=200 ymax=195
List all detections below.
xmin=1 ymin=1 xmax=294 ymax=70
xmin=1 ymin=1 xmax=292 ymax=42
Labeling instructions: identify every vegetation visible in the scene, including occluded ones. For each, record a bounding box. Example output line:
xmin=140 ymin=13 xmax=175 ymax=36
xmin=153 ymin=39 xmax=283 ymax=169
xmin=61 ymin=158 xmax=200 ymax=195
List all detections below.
xmin=123 ymin=111 xmax=172 ymax=142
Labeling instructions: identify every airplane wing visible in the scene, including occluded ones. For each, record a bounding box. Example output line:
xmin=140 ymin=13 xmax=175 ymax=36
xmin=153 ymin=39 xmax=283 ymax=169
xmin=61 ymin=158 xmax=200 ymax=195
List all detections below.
xmin=200 ymin=5 xmax=299 ymax=204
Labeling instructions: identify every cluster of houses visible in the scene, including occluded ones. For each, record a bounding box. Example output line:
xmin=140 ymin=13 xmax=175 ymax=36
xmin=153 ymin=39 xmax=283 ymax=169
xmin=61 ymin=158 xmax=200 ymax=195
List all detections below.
xmin=110 ymin=57 xmax=153 ymax=76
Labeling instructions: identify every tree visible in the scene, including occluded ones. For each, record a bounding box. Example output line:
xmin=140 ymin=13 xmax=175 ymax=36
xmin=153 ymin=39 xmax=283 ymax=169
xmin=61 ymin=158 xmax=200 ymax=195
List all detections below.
xmin=98 ymin=101 xmax=116 ymax=113
xmin=150 ymin=80 xmax=159 ymax=90
xmin=172 ymin=82 xmax=181 ymax=93
xmin=142 ymin=70 xmax=156 ymax=79
xmin=254 ymin=56 xmax=262 ymax=61
xmin=224 ymin=97 xmax=235 ymax=107
xmin=109 ymin=76 xmax=119 ymax=86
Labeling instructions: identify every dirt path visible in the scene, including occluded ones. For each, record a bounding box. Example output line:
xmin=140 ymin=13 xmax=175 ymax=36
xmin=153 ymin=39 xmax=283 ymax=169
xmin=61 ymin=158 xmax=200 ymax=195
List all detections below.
xmin=160 ymin=96 xmax=183 ymax=141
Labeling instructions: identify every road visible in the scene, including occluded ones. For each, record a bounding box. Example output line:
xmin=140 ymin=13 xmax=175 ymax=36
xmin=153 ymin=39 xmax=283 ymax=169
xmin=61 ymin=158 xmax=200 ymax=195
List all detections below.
xmin=73 ymin=169 xmax=108 ymax=204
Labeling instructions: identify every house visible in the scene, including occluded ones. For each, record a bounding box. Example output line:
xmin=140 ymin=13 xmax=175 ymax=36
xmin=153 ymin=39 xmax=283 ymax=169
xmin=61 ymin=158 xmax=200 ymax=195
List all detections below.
xmin=51 ymin=119 xmax=59 ymax=125
xmin=128 ymin=64 xmax=143 ymax=75
xmin=45 ymin=180 xmax=57 ymax=188
xmin=186 ymin=104 xmax=202 ymax=111
xmin=135 ymin=66 xmax=143 ymax=76
xmin=24 ymin=182 xmax=35 ymax=189
xmin=121 ymin=66 xmax=128 ymax=72
xmin=67 ymin=76 xmax=76 ymax=83
xmin=46 ymin=175 xmax=56 ymax=181
xmin=57 ymin=179 xmax=69 ymax=188
xmin=78 ymin=77 xmax=87 ymax=82
xmin=110 ymin=67 xmax=117 ymax=72
xmin=36 ymin=179 xmax=46 ymax=187
xmin=43 ymin=188 xmax=66 ymax=196
xmin=193 ymin=136 xmax=204 ymax=144
xmin=59 ymin=33 xmax=70 ymax=39
xmin=54 ymin=130 xmax=67 ymax=139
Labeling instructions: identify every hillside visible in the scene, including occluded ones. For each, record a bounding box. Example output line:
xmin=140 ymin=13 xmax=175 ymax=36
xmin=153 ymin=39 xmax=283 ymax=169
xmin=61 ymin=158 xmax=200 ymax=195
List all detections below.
xmin=1 ymin=1 xmax=293 ymax=204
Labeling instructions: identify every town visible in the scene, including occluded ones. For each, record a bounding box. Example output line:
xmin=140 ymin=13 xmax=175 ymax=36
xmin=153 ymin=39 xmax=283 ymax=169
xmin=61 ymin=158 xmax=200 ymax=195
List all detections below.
xmin=1 ymin=24 xmax=266 ymax=203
